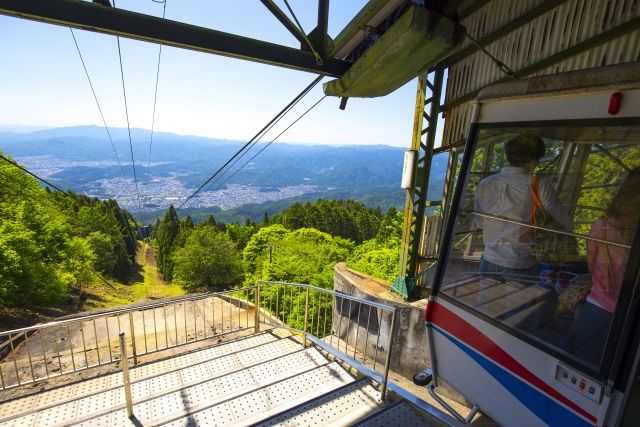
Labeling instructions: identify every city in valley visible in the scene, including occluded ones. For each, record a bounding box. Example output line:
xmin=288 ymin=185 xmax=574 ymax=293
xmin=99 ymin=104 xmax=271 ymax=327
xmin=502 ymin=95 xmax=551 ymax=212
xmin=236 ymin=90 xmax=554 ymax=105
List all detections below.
xmin=14 ymin=155 xmax=317 ymax=212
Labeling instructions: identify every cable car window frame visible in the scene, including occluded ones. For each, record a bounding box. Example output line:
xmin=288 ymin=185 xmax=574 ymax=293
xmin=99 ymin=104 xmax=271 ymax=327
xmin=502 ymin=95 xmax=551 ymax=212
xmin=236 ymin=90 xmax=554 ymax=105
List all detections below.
xmin=430 ymin=117 xmax=640 ymax=381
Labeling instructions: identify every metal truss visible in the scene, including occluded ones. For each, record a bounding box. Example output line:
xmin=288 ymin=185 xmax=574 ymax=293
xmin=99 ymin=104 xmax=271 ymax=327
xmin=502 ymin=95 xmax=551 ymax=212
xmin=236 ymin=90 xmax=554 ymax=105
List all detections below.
xmin=393 ymin=66 xmax=444 ymax=300
xmin=0 ymin=0 xmax=347 ymax=77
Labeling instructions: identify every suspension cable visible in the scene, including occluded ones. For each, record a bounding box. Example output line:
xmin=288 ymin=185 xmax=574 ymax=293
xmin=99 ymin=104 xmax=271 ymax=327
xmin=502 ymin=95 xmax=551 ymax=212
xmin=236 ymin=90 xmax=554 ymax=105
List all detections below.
xmin=69 ymin=28 xmax=127 ymax=182
xmin=283 ymin=0 xmax=322 ymax=64
xmin=177 ymin=75 xmax=323 ymax=210
xmin=147 ymin=0 xmax=168 ymax=185
xmin=0 ymin=155 xmax=139 ymax=247
xmin=463 ymin=28 xmax=517 ymax=79
xmin=0 ymin=153 xmax=66 ymax=193
xmin=195 ymin=78 xmax=319 ymax=196
xmin=112 ymin=0 xmax=143 ymax=213
xmin=217 ymin=95 xmax=327 ymax=189
xmin=115 ymin=36 xmax=143 ymax=212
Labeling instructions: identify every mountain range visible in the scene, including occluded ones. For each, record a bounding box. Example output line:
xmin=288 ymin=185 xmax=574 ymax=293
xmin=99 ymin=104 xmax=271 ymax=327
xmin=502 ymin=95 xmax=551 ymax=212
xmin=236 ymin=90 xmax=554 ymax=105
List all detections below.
xmin=0 ymin=126 xmax=447 ymax=223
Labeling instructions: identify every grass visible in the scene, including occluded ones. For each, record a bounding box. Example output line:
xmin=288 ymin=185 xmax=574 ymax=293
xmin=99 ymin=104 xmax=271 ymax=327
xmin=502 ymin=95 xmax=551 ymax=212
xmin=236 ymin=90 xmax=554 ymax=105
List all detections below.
xmin=80 ymin=242 xmax=185 ymax=312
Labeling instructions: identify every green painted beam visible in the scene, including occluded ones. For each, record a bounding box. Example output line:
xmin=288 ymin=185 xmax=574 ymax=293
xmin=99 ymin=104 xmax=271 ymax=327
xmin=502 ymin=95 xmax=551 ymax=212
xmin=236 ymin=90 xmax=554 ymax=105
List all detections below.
xmin=260 ymin=0 xmax=310 ymax=49
xmin=330 ymin=0 xmax=396 ymax=57
xmin=317 ymin=0 xmax=330 ymax=59
xmin=0 ymin=0 xmax=349 ymax=76
xmin=323 ymin=6 xmax=459 ymax=98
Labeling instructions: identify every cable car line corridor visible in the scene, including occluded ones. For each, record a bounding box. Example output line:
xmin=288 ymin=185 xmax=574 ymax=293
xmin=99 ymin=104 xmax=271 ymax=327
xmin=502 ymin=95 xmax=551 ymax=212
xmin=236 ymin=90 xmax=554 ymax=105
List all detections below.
xmin=1 ymin=1 xmax=640 ymax=426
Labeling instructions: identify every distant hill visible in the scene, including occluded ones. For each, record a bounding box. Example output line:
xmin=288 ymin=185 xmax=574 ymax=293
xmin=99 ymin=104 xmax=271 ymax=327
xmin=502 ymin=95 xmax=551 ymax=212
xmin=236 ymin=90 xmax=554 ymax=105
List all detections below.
xmin=0 ymin=126 xmax=447 ymax=221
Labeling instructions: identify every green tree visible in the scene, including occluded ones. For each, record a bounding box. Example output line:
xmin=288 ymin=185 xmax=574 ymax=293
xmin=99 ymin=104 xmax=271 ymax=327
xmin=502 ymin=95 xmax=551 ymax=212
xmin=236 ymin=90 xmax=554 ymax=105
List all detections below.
xmin=155 ymin=205 xmax=180 ymax=280
xmin=242 ymin=224 xmax=290 ymax=274
xmin=347 ymin=207 xmax=403 ymax=281
xmin=273 ymin=199 xmax=382 ymax=244
xmin=172 ymin=226 xmax=243 ymax=291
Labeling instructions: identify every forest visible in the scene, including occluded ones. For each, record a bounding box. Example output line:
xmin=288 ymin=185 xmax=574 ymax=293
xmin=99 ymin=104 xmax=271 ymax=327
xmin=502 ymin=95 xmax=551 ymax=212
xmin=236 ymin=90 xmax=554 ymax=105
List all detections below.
xmin=154 ymin=199 xmax=403 ymax=293
xmin=0 ymin=151 xmax=137 ymax=307
xmin=0 ymin=150 xmax=402 ymax=315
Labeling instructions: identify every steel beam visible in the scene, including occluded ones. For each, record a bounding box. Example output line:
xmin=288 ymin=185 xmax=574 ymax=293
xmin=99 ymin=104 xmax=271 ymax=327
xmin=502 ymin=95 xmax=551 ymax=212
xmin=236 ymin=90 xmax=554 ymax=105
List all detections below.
xmin=317 ymin=0 xmax=330 ymax=59
xmin=260 ymin=0 xmax=311 ymax=49
xmin=0 ymin=0 xmax=349 ymax=76
xmin=396 ymin=67 xmax=445 ymax=297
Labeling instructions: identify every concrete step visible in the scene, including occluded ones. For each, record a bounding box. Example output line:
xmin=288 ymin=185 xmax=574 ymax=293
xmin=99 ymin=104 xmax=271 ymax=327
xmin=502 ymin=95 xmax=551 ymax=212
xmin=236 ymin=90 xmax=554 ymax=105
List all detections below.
xmin=255 ymin=377 xmax=386 ymax=426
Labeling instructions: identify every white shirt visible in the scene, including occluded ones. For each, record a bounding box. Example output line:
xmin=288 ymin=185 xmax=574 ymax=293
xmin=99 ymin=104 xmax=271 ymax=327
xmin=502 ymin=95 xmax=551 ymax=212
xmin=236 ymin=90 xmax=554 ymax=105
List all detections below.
xmin=473 ymin=167 xmax=572 ymax=269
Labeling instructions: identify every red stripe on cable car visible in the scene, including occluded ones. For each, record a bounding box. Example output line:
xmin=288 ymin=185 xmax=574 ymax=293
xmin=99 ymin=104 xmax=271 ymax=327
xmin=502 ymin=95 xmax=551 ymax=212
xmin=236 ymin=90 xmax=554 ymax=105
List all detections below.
xmin=428 ymin=301 xmax=597 ymax=424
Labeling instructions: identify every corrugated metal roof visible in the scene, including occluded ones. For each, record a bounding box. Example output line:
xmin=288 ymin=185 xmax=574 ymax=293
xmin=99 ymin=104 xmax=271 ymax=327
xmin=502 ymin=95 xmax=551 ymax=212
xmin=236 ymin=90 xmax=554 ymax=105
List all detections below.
xmin=442 ymin=0 xmax=640 ymax=145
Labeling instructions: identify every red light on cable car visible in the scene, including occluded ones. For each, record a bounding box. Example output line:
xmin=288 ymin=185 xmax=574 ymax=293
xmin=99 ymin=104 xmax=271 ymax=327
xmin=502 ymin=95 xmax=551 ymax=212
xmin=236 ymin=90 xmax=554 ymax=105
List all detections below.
xmin=608 ymin=92 xmax=623 ymax=115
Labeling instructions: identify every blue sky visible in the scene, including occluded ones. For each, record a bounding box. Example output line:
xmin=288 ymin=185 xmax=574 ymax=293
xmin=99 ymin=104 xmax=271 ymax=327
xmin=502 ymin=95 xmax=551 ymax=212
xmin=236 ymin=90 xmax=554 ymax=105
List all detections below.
xmin=0 ymin=0 xmax=425 ymax=147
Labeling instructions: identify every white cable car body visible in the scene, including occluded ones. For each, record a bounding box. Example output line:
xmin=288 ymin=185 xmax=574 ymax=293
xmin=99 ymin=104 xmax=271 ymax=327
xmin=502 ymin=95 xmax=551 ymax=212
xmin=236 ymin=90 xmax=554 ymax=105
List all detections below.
xmin=426 ymin=63 xmax=640 ymax=427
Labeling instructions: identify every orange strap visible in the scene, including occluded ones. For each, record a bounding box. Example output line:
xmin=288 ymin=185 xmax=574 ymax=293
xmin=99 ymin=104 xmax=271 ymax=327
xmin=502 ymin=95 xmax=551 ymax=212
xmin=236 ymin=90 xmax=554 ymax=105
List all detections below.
xmin=530 ymin=175 xmax=544 ymax=225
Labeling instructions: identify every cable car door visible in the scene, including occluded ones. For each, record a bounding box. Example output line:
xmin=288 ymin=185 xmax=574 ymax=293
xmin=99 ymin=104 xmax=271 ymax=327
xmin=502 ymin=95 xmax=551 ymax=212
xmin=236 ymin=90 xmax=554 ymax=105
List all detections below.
xmin=426 ymin=66 xmax=640 ymax=427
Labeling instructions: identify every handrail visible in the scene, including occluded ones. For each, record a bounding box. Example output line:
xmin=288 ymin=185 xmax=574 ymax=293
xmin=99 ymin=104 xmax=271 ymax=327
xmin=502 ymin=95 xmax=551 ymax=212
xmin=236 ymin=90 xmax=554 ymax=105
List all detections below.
xmin=1 ymin=281 xmax=399 ymax=400
xmin=258 ymin=280 xmax=397 ymax=311
xmin=0 ymin=288 xmax=255 ymax=390
xmin=257 ymin=281 xmax=399 ymax=400
xmin=472 ymin=210 xmax=632 ymax=249
xmin=0 ymin=287 xmax=256 ymax=337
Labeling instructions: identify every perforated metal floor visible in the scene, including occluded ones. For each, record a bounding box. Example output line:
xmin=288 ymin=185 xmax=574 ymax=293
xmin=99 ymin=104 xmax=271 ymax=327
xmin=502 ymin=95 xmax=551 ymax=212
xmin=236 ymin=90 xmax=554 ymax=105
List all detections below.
xmin=0 ymin=331 xmax=441 ymax=426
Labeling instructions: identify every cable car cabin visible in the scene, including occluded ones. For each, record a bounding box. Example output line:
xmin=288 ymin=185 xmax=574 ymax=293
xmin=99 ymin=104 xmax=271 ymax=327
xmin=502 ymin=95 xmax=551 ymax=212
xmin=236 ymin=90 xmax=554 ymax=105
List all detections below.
xmin=425 ymin=63 xmax=640 ymax=427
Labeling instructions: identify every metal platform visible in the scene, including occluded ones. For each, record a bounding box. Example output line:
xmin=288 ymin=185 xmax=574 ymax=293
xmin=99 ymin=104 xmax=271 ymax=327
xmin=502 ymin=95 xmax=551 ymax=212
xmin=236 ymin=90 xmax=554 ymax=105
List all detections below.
xmin=0 ymin=331 xmax=446 ymax=426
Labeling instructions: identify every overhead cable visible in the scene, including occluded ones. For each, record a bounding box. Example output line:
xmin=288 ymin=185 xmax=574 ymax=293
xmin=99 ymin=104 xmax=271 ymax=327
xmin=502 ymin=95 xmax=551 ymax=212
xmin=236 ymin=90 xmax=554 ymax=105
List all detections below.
xmin=196 ymin=78 xmax=321 ymax=196
xmin=177 ymin=75 xmax=323 ymax=210
xmin=147 ymin=0 xmax=168 ymax=185
xmin=0 ymin=153 xmax=67 ymax=193
xmin=463 ymin=29 xmax=517 ymax=79
xmin=116 ymin=36 xmax=143 ymax=213
xmin=218 ymin=95 xmax=327 ymax=189
xmin=69 ymin=28 xmax=128 ymax=182
xmin=112 ymin=0 xmax=143 ymax=213
xmin=282 ymin=0 xmax=322 ymax=64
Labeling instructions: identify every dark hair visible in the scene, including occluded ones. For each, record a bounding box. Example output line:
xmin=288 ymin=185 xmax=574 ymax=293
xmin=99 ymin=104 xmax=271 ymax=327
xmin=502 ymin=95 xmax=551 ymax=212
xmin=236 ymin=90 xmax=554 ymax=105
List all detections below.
xmin=606 ymin=167 xmax=640 ymax=220
xmin=504 ymin=134 xmax=546 ymax=167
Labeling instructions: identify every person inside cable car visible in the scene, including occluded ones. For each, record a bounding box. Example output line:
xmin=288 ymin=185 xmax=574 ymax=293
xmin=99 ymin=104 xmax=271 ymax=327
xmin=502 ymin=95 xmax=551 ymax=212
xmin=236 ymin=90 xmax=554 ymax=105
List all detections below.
xmin=573 ymin=167 xmax=640 ymax=366
xmin=473 ymin=134 xmax=572 ymax=283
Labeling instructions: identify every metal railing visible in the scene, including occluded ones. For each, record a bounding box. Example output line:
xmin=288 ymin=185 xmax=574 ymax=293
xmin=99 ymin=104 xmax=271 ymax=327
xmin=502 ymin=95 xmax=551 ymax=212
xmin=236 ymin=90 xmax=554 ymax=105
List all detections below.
xmin=0 ymin=281 xmax=399 ymax=398
xmin=0 ymin=288 xmax=254 ymax=390
xmin=256 ymin=280 xmax=399 ymax=399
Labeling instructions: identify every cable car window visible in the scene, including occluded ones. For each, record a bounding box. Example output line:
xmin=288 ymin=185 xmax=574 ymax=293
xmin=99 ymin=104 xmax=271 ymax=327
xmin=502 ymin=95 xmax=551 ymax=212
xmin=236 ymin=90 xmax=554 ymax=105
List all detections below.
xmin=440 ymin=123 xmax=640 ymax=370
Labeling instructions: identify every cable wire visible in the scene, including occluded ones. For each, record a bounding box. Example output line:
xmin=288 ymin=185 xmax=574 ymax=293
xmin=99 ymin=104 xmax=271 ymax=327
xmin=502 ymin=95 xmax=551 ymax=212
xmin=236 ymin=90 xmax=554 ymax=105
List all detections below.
xmin=217 ymin=95 xmax=326 ymax=189
xmin=147 ymin=0 xmax=168 ymax=186
xmin=112 ymin=0 xmax=142 ymax=213
xmin=70 ymin=28 xmax=128 ymax=182
xmin=0 ymin=153 xmax=67 ymax=193
xmin=194 ymin=77 xmax=319 ymax=196
xmin=463 ymin=29 xmax=517 ymax=79
xmin=177 ymin=75 xmax=323 ymax=210
xmin=116 ymin=36 xmax=143 ymax=213
xmin=283 ymin=0 xmax=322 ymax=63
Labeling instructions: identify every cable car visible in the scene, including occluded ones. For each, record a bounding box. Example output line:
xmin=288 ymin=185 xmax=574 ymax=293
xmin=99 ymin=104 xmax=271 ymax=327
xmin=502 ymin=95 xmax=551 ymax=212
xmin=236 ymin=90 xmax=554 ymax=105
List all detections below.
xmin=424 ymin=63 xmax=640 ymax=426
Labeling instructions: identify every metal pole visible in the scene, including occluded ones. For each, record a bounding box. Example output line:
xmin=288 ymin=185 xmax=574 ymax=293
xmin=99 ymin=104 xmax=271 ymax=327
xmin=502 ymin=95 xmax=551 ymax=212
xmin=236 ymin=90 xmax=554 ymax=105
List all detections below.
xmin=128 ymin=312 xmax=138 ymax=365
xmin=303 ymin=287 xmax=309 ymax=347
xmin=381 ymin=310 xmax=398 ymax=401
xmin=398 ymin=67 xmax=445 ymax=294
xmin=254 ymin=284 xmax=261 ymax=333
xmin=119 ymin=332 xmax=134 ymax=419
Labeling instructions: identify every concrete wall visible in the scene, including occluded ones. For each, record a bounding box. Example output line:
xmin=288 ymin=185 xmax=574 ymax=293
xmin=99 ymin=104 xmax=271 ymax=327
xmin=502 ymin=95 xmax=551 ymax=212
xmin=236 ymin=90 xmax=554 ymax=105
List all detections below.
xmin=332 ymin=263 xmax=429 ymax=379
